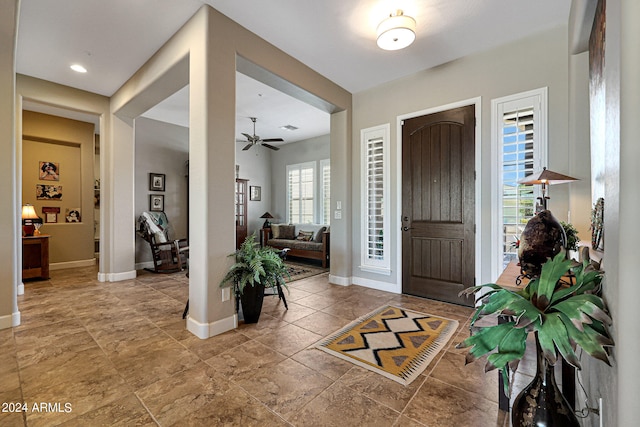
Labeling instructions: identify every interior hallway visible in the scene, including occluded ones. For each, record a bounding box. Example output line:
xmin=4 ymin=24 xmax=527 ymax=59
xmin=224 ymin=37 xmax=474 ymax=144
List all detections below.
xmin=1 ymin=266 xmax=532 ymax=426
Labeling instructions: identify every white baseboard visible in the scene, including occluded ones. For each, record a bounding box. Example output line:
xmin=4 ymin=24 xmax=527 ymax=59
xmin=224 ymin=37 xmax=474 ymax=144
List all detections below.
xmin=328 ymin=274 xmax=351 ymax=286
xmin=18 ymin=283 xmax=24 ymax=296
xmin=97 ymin=270 xmax=137 ymax=282
xmin=186 ymin=314 xmax=236 ymax=339
xmin=50 ymin=258 xmax=96 ymax=271
xmin=0 ymin=311 xmax=20 ymax=329
xmin=352 ymin=276 xmax=401 ymax=294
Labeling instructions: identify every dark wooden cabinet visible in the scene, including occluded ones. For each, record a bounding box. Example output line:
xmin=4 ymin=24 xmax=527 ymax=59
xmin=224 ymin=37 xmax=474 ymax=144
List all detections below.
xmin=235 ymin=178 xmax=248 ymax=249
xmin=22 ymin=235 xmax=50 ymax=280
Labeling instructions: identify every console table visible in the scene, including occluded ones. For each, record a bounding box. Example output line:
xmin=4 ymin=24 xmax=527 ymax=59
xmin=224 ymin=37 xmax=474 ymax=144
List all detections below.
xmin=22 ymin=235 xmax=50 ymax=280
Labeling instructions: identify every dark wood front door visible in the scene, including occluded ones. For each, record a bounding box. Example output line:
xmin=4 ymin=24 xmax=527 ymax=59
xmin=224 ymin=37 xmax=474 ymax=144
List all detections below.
xmin=401 ymin=105 xmax=475 ymax=306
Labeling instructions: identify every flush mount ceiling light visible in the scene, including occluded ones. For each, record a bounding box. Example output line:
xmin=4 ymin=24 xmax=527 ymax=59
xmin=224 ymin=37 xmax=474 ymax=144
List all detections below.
xmin=70 ymin=64 xmax=87 ymax=73
xmin=376 ymin=9 xmax=416 ymax=51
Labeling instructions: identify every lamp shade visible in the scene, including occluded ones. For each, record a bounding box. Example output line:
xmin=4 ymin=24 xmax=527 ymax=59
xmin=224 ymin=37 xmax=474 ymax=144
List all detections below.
xmin=377 ymin=10 xmax=416 ymax=51
xmin=518 ymin=167 xmax=578 ymax=185
xmin=260 ymin=212 xmax=274 ymax=219
xmin=22 ymin=204 xmax=40 ymax=236
xmin=22 ymin=204 xmax=39 ymax=220
xmin=518 ymin=167 xmax=578 ymax=211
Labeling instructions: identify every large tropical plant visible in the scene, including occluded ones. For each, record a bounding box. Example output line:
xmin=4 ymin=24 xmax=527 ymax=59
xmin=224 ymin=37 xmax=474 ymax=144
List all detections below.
xmin=220 ymin=233 xmax=290 ymax=294
xmin=457 ymin=253 xmax=614 ymax=395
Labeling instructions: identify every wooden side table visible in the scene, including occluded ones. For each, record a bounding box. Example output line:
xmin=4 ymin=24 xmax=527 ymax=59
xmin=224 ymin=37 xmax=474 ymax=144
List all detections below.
xmin=22 ymin=235 xmax=50 ymax=280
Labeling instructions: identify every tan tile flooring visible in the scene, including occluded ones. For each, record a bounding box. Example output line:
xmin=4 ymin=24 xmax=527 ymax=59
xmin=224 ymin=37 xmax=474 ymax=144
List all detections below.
xmin=0 ymin=266 xmax=538 ymax=426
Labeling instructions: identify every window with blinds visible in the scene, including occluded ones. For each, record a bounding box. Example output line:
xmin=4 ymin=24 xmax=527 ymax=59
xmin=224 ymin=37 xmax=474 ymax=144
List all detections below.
xmin=501 ymin=107 xmax=536 ymax=266
xmin=320 ymin=159 xmax=330 ymax=225
xmin=492 ymin=88 xmax=547 ymax=274
xmin=360 ymin=124 xmax=390 ymax=274
xmin=287 ymin=162 xmax=315 ymax=224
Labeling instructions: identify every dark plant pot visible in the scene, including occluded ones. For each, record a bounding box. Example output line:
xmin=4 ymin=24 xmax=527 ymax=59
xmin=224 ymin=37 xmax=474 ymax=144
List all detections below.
xmin=512 ymin=338 xmax=579 ymax=427
xmin=518 ymin=210 xmax=566 ymax=277
xmin=239 ymin=282 xmax=265 ymax=324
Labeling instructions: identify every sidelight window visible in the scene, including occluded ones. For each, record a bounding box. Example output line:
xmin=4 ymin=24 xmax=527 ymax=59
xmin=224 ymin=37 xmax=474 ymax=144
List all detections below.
xmin=492 ymin=88 xmax=547 ymax=276
xmin=360 ymin=124 xmax=390 ymax=274
xmin=320 ymin=159 xmax=330 ymax=225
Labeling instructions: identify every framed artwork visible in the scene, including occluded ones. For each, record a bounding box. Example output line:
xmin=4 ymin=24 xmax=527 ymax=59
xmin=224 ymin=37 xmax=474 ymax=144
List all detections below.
xmin=65 ymin=208 xmax=81 ymax=223
xmin=149 ymin=173 xmax=165 ymax=191
xmin=39 ymin=161 xmax=60 ymax=181
xmin=36 ymin=184 xmax=62 ymax=200
xmin=250 ymin=185 xmax=261 ymax=201
xmin=149 ymin=194 xmax=164 ymax=212
xmin=42 ymin=207 xmax=60 ymax=223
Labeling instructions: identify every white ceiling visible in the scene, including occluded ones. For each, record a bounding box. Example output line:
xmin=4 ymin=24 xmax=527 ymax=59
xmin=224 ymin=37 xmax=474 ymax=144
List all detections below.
xmin=16 ymin=0 xmax=571 ymax=144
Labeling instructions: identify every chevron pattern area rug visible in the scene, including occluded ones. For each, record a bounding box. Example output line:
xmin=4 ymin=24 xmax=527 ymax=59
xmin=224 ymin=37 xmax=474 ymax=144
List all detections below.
xmin=316 ymin=305 xmax=459 ymax=385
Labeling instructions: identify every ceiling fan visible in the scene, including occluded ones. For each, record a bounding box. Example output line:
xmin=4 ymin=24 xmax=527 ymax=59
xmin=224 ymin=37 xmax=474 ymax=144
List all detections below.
xmin=238 ymin=117 xmax=283 ymax=151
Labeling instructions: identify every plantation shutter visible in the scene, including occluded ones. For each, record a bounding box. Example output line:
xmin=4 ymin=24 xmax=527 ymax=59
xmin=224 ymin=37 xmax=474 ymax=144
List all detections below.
xmin=360 ymin=124 xmax=390 ymax=273
xmin=366 ymin=137 xmax=384 ymax=260
xmin=321 ymin=160 xmax=330 ymax=224
xmin=287 ymin=162 xmax=315 ymax=224
xmin=494 ymin=88 xmax=547 ymax=272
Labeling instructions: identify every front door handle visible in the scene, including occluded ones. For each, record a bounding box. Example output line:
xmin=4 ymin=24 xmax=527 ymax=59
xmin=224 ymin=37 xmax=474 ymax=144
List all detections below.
xmin=402 ymin=226 xmax=413 ymax=232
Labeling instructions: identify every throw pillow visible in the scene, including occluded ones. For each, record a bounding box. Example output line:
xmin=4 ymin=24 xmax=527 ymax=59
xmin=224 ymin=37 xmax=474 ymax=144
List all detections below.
xmin=314 ymin=226 xmax=327 ymax=243
xmin=296 ymin=230 xmax=314 ymax=241
xmin=271 ymin=224 xmax=281 ymax=239
xmin=279 ymin=225 xmax=296 ymax=240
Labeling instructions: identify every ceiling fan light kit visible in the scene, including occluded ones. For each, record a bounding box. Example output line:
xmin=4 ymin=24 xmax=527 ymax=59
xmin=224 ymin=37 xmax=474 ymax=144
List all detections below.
xmin=238 ymin=117 xmax=283 ymax=151
xmin=377 ymin=10 xmax=416 ymax=51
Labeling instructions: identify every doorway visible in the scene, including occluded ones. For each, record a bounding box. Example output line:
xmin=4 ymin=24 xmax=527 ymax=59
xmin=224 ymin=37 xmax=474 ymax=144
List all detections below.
xmin=401 ymin=104 xmax=475 ymax=306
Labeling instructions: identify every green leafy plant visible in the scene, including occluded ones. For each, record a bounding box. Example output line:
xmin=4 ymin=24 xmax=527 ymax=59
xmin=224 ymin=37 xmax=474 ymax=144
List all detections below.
xmin=560 ymin=221 xmax=579 ymax=251
xmin=220 ymin=233 xmax=290 ymax=294
xmin=457 ymin=253 xmax=614 ymax=395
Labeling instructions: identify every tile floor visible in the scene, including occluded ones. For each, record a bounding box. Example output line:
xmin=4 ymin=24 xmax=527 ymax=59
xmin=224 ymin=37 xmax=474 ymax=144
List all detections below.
xmin=0 ymin=265 xmax=537 ymax=426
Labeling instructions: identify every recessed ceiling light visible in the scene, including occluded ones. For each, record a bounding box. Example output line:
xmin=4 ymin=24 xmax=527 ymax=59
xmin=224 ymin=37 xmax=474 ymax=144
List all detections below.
xmin=280 ymin=125 xmax=298 ymax=131
xmin=70 ymin=64 xmax=87 ymax=73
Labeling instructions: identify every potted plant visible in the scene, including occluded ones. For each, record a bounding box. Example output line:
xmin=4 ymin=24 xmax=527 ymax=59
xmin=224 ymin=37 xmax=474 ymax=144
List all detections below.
xmin=457 ymin=253 xmax=614 ymax=427
xmin=220 ymin=233 xmax=289 ymax=323
xmin=560 ymin=221 xmax=579 ymax=251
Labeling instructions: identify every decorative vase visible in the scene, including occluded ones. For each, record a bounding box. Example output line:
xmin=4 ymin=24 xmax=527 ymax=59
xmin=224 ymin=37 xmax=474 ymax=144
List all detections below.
xmin=239 ymin=282 xmax=265 ymax=324
xmin=518 ymin=210 xmax=566 ymax=277
xmin=511 ymin=338 xmax=579 ymax=427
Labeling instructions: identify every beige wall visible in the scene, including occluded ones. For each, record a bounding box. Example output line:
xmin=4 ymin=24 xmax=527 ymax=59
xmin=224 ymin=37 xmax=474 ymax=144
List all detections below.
xmin=351 ymin=25 xmax=591 ymax=289
xmin=22 ymin=111 xmax=95 ymax=265
xmin=0 ymin=0 xmax=19 ymax=329
xmin=579 ymin=1 xmax=640 ymax=426
xmin=134 ymin=117 xmax=189 ymax=267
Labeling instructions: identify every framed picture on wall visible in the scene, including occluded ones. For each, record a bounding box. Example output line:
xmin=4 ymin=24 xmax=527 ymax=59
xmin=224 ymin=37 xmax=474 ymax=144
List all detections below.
xmin=65 ymin=208 xmax=81 ymax=223
xmin=42 ymin=207 xmax=60 ymax=223
xmin=250 ymin=185 xmax=261 ymax=201
xmin=39 ymin=161 xmax=60 ymax=181
xmin=36 ymin=184 xmax=62 ymax=200
xmin=149 ymin=173 xmax=165 ymax=191
xmin=149 ymin=194 xmax=164 ymax=212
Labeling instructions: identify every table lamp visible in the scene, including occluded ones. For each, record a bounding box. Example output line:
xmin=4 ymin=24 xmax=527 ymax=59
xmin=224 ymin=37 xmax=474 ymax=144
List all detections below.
xmin=260 ymin=212 xmax=274 ymax=229
xmin=518 ymin=167 xmax=578 ymax=212
xmin=22 ymin=204 xmax=42 ymax=236
xmin=516 ymin=168 xmax=578 ymax=277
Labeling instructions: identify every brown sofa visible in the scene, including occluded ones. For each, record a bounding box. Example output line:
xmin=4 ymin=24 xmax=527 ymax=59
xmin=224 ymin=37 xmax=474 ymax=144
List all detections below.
xmin=262 ymin=223 xmax=330 ymax=268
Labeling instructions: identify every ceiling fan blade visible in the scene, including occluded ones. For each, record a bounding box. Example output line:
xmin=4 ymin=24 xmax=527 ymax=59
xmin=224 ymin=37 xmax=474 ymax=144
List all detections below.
xmin=261 ymin=138 xmax=284 ymax=142
xmin=236 ymin=139 xmax=246 ymax=142
xmin=261 ymin=143 xmax=280 ymax=151
xmin=242 ymin=143 xmax=254 ymax=151
xmin=241 ymin=133 xmax=253 ymax=141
